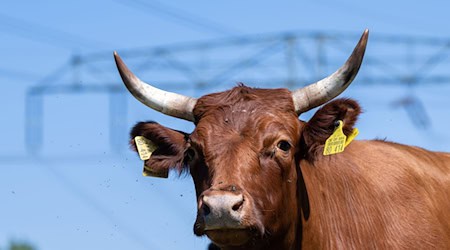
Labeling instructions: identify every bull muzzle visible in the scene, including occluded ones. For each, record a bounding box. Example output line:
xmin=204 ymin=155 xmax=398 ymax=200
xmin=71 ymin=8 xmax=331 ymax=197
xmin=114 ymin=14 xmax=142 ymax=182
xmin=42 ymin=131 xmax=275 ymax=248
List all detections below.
xmin=195 ymin=190 xmax=255 ymax=246
xmin=200 ymin=191 xmax=245 ymax=230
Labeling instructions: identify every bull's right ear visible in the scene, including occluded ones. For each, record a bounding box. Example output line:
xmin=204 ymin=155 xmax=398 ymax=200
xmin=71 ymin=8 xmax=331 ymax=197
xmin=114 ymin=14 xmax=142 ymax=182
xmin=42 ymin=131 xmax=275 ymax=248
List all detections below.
xmin=130 ymin=121 xmax=189 ymax=174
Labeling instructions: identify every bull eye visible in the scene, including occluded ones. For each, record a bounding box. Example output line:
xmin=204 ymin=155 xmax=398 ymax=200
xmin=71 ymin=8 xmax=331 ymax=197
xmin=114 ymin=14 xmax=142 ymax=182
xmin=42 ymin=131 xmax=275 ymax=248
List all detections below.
xmin=277 ymin=140 xmax=291 ymax=152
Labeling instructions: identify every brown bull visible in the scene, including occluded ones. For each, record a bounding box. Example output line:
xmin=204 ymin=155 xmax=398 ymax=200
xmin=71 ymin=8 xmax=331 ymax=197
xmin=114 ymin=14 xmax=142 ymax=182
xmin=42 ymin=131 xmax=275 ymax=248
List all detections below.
xmin=114 ymin=30 xmax=450 ymax=249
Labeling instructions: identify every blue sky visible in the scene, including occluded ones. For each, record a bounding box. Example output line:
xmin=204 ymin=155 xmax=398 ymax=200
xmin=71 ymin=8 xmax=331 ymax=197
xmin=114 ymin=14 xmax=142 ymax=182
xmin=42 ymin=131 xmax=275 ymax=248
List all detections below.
xmin=1 ymin=1 xmax=450 ymax=250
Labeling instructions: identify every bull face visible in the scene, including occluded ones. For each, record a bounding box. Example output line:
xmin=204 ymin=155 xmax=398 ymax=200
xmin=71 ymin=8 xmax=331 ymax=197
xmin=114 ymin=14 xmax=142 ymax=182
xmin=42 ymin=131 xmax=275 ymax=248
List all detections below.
xmin=119 ymin=30 xmax=368 ymax=249
xmin=130 ymin=87 xmax=303 ymax=247
xmin=189 ymin=87 xmax=301 ymax=247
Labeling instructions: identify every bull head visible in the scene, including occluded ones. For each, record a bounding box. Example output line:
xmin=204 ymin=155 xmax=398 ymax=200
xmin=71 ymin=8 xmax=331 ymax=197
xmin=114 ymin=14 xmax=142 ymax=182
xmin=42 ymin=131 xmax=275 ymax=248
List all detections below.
xmin=116 ymin=30 xmax=369 ymax=249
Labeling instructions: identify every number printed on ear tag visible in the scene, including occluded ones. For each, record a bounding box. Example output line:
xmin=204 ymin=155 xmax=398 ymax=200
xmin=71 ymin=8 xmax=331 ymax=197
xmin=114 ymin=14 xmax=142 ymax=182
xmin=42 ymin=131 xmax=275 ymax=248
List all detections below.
xmin=323 ymin=121 xmax=359 ymax=155
xmin=323 ymin=121 xmax=347 ymax=155
xmin=134 ymin=136 xmax=158 ymax=161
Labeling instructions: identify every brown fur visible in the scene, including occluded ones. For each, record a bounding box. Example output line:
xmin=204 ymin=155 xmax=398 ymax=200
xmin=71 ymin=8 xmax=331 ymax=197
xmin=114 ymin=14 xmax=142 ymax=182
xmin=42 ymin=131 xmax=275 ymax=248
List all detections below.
xmin=130 ymin=85 xmax=450 ymax=249
xmin=300 ymin=141 xmax=450 ymax=249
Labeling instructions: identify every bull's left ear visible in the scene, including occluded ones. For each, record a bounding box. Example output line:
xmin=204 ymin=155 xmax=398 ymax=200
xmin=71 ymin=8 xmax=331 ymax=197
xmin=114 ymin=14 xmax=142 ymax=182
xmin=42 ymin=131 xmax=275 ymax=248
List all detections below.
xmin=300 ymin=98 xmax=361 ymax=158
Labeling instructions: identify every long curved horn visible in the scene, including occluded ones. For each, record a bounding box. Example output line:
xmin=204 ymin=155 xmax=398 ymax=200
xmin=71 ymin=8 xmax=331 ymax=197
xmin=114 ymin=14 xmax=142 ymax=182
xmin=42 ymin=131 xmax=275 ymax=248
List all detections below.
xmin=292 ymin=29 xmax=369 ymax=114
xmin=114 ymin=51 xmax=197 ymax=122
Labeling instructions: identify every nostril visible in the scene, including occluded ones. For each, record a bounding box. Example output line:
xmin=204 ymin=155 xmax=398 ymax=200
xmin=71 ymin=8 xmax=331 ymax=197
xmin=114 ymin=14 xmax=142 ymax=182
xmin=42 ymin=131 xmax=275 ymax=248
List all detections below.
xmin=202 ymin=203 xmax=211 ymax=216
xmin=232 ymin=199 xmax=244 ymax=211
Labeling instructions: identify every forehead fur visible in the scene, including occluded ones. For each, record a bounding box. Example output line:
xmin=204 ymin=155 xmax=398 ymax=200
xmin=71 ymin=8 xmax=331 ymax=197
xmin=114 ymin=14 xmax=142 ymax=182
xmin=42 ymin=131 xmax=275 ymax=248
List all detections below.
xmin=193 ymin=84 xmax=296 ymax=121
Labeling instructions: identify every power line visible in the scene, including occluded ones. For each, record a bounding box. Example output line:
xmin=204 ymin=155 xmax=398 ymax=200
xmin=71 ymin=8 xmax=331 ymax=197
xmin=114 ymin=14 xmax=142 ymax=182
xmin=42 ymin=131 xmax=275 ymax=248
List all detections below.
xmin=113 ymin=0 xmax=239 ymax=36
xmin=0 ymin=67 xmax=40 ymax=81
xmin=0 ymin=12 xmax=109 ymax=49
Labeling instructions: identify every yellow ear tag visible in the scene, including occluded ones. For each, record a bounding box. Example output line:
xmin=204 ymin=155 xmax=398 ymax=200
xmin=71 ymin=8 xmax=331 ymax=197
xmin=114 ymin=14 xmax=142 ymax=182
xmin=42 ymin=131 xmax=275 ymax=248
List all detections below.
xmin=323 ymin=120 xmax=347 ymax=155
xmin=134 ymin=136 xmax=158 ymax=160
xmin=143 ymin=165 xmax=169 ymax=178
xmin=323 ymin=121 xmax=359 ymax=155
xmin=134 ymin=136 xmax=168 ymax=178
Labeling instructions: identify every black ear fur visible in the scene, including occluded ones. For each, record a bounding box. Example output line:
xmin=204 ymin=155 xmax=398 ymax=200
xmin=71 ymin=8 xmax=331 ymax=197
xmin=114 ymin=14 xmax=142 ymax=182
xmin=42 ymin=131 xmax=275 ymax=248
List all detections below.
xmin=130 ymin=121 xmax=189 ymax=174
xmin=301 ymin=98 xmax=361 ymax=160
